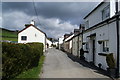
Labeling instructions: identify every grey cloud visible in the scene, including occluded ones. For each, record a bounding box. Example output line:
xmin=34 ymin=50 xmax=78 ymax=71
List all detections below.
xmin=2 ymin=2 xmax=99 ymax=38
xmin=2 ymin=11 xmax=78 ymax=38
xmin=2 ymin=2 xmax=99 ymax=25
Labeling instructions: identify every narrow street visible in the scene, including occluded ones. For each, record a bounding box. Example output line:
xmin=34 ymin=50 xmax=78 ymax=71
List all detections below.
xmin=41 ymin=48 xmax=111 ymax=79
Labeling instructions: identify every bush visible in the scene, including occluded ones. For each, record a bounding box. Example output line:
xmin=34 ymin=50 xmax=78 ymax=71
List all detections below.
xmin=106 ymin=53 xmax=115 ymax=69
xmin=2 ymin=42 xmax=44 ymax=79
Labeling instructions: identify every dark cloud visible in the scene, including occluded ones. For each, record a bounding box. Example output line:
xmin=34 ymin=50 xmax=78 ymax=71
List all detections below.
xmin=2 ymin=2 xmax=99 ymax=38
xmin=2 ymin=2 xmax=99 ymax=24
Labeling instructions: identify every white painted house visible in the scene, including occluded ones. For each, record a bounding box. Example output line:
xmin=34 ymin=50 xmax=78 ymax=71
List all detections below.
xmin=72 ymin=34 xmax=79 ymax=57
xmin=72 ymin=25 xmax=84 ymax=57
xmin=83 ymin=0 xmax=120 ymax=76
xmin=18 ymin=20 xmax=47 ymax=51
xmin=58 ymin=36 xmax=64 ymax=50
xmin=46 ymin=38 xmax=52 ymax=48
xmin=63 ymin=34 xmax=74 ymax=53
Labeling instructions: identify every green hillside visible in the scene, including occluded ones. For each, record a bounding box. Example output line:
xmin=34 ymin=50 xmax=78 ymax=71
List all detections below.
xmin=0 ymin=28 xmax=18 ymax=41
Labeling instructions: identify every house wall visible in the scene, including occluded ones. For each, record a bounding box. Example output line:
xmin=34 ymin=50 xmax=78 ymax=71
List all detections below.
xmin=58 ymin=37 xmax=64 ymax=49
xmin=63 ymin=41 xmax=69 ymax=52
xmin=46 ymin=39 xmax=52 ymax=48
xmin=110 ymin=0 xmax=116 ymax=17
xmin=83 ymin=21 xmax=117 ymax=70
xmin=118 ymin=0 xmax=120 ymax=11
xmin=78 ymin=35 xmax=82 ymax=57
xmin=18 ymin=26 xmax=46 ymax=51
xmin=84 ymin=2 xmax=110 ymax=29
xmin=69 ymin=40 xmax=72 ymax=53
xmin=72 ymin=36 xmax=79 ymax=56
xmin=85 ymin=1 xmax=119 ymax=30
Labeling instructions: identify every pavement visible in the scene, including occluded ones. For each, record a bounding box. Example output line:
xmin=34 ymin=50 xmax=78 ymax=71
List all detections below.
xmin=41 ymin=48 xmax=112 ymax=79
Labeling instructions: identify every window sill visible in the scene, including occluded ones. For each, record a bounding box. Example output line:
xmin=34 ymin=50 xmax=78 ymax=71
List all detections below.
xmin=98 ymin=53 xmax=108 ymax=56
xmin=84 ymin=51 xmax=89 ymax=53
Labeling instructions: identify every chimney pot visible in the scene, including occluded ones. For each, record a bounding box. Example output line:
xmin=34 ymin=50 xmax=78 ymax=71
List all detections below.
xmin=31 ymin=20 xmax=35 ymax=25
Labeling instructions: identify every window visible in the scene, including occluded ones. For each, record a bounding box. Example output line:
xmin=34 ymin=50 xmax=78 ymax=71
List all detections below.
xmin=35 ymin=34 xmax=37 ymax=37
xmin=86 ymin=42 xmax=89 ymax=50
xmin=85 ymin=20 xmax=89 ymax=29
xmin=102 ymin=41 xmax=109 ymax=52
xmin=102 ymin=5 xmax=110 ymax=20
xmin=21 ymin=36 xmax=27 ymax=40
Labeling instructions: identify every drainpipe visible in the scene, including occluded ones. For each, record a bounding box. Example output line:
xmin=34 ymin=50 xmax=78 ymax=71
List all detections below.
xmin=115 ymin=0 xmax=119 ymax=78
xmin=78 ymin=35 xmax=79 ymax=57
xmin=82 ymin=30 xmax=83 ymax=48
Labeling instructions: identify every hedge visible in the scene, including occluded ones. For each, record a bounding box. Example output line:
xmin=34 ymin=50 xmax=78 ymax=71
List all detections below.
xmin=2 ymin=42 xmax=44 ymax=79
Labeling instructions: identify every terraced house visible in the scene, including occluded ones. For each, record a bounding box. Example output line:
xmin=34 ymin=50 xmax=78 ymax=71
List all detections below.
xmin=63 ymin=33 xmax=74 ymax=53
xmin=83 ymin=0 xmax=120 ymax=77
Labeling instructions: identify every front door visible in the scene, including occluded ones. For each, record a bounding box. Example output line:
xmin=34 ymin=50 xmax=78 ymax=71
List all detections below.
xmin=92 ymin=39 xmax=95 ymax=64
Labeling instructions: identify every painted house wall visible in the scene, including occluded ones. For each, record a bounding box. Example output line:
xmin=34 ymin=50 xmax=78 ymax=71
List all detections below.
xmin=72 ymin=35 xmax=82 ymax=57
xmin=63 ymin=41 xmax=69 ymax=53
xmin=85 ymin=1 xmax=119 ymax=30
xmin=58 ymin=36 xmax=64 ymax=49
xmin=63 ymin=34 xmax=74 ymax=53
xmin=46 ymin=39 xmax=52 ymax=48
xmin=53 ymin=41 xmax=58 ymax=47
xmin=78 ymin=35 xmax=82 ymax=57
xmin=69 ymin=40 xmax=72 ymax=53
xmin=119 ymin=0 xmax=120 ymax=11
xmin=110 ymin=0 xmax=116 ymax=17
xmin=84 ymin=2 xmax=110 ymax=29
xmin=83 ymin=21 xmax=117 ymax=70
xmin=18 ymin=26 xmax=46 ymax=51
xmin=72 ymin=36 xmax=79 ymax=56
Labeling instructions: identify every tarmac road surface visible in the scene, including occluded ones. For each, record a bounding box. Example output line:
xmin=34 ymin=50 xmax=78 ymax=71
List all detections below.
xmin=41 ymin=48 xmax=111 ymax=79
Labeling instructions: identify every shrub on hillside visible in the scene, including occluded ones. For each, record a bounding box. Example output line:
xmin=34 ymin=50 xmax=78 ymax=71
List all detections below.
xmin=2 ymin=42 xmax=44 ymax=79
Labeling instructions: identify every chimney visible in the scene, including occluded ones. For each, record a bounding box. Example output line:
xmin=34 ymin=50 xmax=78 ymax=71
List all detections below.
xmin=30 ymin=20 xmax=35 ymax=25
xmin=79 ymin=24 xmax=85 ymax=32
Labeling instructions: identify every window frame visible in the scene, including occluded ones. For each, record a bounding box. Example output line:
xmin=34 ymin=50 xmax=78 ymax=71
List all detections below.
xmin=102 ymin=40 xmax=109 ymax=52
xmin=85 ymin=20 xmax=89 ymax=29
xmin=21 ymin=36 xmax=27 ymax=41
xmin=86 ymin=42 xmax=89 ymax=50
xmin=102 ymin=5 xmax=110 ymax=20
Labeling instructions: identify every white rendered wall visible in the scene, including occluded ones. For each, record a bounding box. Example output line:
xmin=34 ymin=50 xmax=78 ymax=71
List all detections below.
xmin=58 ymin=36 xmax=64 ymax=49
xmin=69 ymin=40 xmax=72 ymax=50
xmin=18 ymin=26 xmax=46 ymax=51
xmin=46 ymin=39 xmax=52 ymax=48
xmin=83 ymin=21 xmax=117 ymax=70
xmin=84 ymin=2 xmax=110 ymax=29
xmin=85 ymin=1 xmax=119 ymax=29
xmin=59 ymin=36 xmax=64 ymax=44
xmin=110 ymin=0 xmax=116 ymax=17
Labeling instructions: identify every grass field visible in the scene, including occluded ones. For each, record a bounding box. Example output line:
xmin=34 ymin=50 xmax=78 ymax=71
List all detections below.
xmin=16 ymin=55 xmax=45 ymax=78
xmin=0 ymin=28 xmax=18 ymax=41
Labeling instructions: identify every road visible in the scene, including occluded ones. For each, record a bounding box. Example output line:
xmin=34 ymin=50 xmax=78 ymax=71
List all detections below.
xmin=41 ymin=48 xmax=111 ymax=79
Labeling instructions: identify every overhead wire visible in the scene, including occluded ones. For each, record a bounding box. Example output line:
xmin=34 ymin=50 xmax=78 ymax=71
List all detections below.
xmin=32 ymin=0 xmax=45 ymax=28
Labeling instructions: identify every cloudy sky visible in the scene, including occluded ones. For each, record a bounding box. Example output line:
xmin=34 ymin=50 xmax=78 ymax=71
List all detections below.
xmin=2 ymin=2 xmax=100 ymax=38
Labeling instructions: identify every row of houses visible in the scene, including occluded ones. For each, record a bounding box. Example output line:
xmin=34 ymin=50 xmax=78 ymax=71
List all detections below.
xmin=59 ymin=0 xmax=120 ymax=77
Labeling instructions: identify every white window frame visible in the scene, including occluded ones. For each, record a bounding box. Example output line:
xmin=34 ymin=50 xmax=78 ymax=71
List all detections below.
xmin=21 ymin=36 xmax=27 ymax=41
xmin=102 ymin=40 xmax=109 ymax=52
xmin=102 ymin=5 xmax=110 ymax=20
xmin=85 ymin=20 xmax=89 ymax=29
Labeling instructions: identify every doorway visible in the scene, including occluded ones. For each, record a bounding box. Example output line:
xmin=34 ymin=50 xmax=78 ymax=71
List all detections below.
xmin=92 ymin=39 xmax=95 ymax=64
xmin=89 ymin=34 xmax=96 ymax=64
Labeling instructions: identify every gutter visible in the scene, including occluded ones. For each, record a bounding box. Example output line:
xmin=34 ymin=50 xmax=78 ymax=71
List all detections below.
xmin=116 ymin=0 xmax=120 ymax=78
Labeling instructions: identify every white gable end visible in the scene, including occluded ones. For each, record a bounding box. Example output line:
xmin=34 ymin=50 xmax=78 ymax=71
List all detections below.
xmin=18 ymin=26 xmax=46 ymax=50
